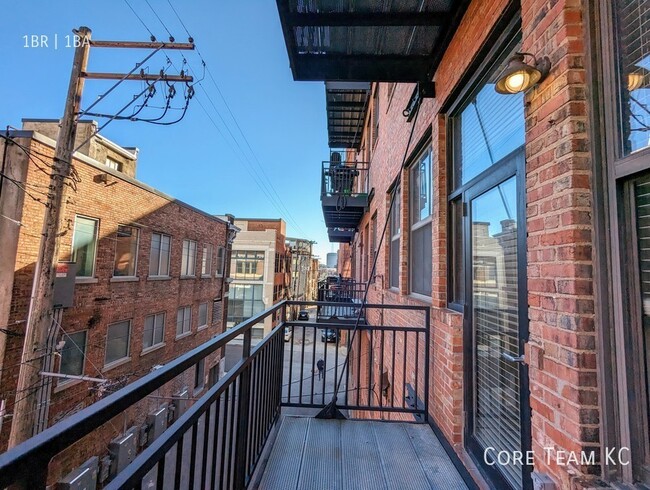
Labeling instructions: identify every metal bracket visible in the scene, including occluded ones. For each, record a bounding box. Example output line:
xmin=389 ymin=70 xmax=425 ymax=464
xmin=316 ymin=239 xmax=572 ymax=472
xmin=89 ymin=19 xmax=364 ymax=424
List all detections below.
xmin=501 ymin=352 xmax=526 ymax=363
xmin=403 ymin=81 xmax=435 ymax=121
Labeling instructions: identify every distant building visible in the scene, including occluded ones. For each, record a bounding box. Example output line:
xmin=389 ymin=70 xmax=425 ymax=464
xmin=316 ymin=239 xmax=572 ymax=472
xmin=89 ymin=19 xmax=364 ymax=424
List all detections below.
xmin=224 ymin=218 xmax=290 ymax=338
xmin=0 ymin=120 xmax=235 ymax=477
xmin=326 ymin=252 xmax=337 ymax=269
xmin=286 ymin=237 xmax=313 ymax=301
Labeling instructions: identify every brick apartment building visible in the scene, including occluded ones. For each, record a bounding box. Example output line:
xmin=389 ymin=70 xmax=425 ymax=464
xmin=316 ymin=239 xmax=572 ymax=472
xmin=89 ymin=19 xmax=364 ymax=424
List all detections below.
xmin=277 ymin=0 xmax=649 ymax=489
xmin=224 ymin=218 xmax=291 ymax=338
xmin=0 ymin=120 xmax=235 ymax=482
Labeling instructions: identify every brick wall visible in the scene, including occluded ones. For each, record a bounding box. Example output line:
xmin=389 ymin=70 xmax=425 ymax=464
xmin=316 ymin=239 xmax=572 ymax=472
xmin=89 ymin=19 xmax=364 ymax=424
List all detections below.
xmin=0 ymin=131 xmax=229 ymax=481
xmin=342 ymin=0 xmax=599 ymax=487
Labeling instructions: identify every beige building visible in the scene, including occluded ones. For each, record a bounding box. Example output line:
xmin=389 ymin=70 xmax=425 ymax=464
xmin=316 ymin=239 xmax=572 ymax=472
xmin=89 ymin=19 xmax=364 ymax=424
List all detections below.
xmin=224 ymin=218 xmax=290 ymax=339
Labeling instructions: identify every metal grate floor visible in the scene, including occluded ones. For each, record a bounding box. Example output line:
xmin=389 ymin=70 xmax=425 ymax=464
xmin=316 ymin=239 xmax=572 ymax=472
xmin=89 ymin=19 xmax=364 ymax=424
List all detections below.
xmin=258 ymin=417 xmax=469 ymax=490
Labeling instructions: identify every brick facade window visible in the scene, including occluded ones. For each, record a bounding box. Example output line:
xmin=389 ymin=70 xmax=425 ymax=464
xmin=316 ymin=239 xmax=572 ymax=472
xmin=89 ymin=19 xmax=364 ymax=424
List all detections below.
xmin=198 ymin=302 xmax=208 ymax=329
xmin=215 ymin=246 xmax=225 ymax=277
xmin=194 ymin=358 xmax=205 ymax=393
xmin=201 ymin=244 xmax=212 ymax=276
xmin=59 ymin=330 xmax=86 ymax=378
xmin=231 ymin=250 xmax=265 ymax=280
xmin=113 ymin=225 xmax=139 ymax=277
xmin=389 ymin=184 xmax=401 ymax=289
xmin=181 ymin=239 xmax=197 ymax=276
xmin=105 ymin=320 xmax=131 ymax=365
xmin=149 ymin=233 xmax=171 ymax=277
xmin=72 ymin=215 xmax=98 ymax=277
xmin=143 ymin=312 xmax=165 ymax=350
xmin=176 ymin=306 xmax=192 ymax=337
xmin=409 ymin=148 xmax=432 ymax=296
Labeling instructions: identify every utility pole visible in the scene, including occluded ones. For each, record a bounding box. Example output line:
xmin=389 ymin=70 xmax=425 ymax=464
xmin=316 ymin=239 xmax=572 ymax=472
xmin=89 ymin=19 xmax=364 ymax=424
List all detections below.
xmin=8 ymin=27 xmax=194 ymax=447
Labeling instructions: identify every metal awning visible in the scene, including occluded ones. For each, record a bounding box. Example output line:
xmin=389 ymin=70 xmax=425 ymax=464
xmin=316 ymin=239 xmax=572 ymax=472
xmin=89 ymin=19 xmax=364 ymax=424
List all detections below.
xmin=326 ymin=82 xmax=370 ymax=148
xmin=276 ymin=0 xmax=470 ymax=82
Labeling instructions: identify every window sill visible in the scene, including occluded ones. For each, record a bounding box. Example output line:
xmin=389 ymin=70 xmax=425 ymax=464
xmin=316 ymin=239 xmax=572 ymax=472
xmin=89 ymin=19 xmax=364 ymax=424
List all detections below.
xmin=408 ymin=292 xmax=432 ymax=305
xmin=54 ymin=378 xmax=83 ymax=393
xmin=75 ymin=277 xmax=98 ymax=284
xmin=102 ymin=357 xmax=131 ymax=372
xmin=175 ymin=331 xmax=192 ymax=341
xmin=110 ymin=276 xmax=139 ymax=283
xmin=197 ymin=325 xmax=208 ymax=331
xmin=215 ymin=274 xmax=224 ymax=278
xmin=180 ymin=275 xmax=196 ymax=280
xmin=148 ymin=275 xmax=171 ymax=281
xmin=201 ymin=274 xmax=212 ymax=279
xmin=193 ymin=385 xmax=205 ymax=397
xmin=141 ymin=343 xmax=165 ymax=356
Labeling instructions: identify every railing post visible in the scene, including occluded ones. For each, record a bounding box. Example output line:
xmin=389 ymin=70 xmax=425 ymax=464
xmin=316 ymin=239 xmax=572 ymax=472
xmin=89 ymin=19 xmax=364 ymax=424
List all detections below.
xmin=424 ymin=307 xmax=430 ymax=423
xmin=233 ymin=327 xmax=252 ymax=489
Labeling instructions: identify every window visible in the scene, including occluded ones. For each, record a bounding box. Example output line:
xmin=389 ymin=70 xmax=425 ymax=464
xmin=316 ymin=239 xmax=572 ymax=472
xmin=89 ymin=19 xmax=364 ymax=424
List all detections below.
xmin=227 ymin=284 xmax=265 ymax=325
xmin=231 ymin=251 xmax=265 ymax=280
xmin=105 ymin=320 xmax=131 ymax=365
xmin=105 ymin=157 xmax=122 ymax=171
xmin=113 ymin=225 xmax=139 ymax=277
xmin=198 ymin=302 xmax=208 ymax=328
xmin=410 ymin=148 xmax=432 ymax=297
xmin=389 ymin=185 xmax=401 ymax=289
xmin=72 ymin=216 xmax=98 ymax=277
xmin=59 ymin=330 xmax=87 ymax=377
xmin=143 ymin=312 xmax=165 ymax=350
xmin=215 ymin=246 xmax=225 ymax=277
xmin=201 ymin=244 xmax=212 ymax=276
xmin=616 ymin=0 xmax=650 ymax=156
xmin=176 ymin=306 xmax=192 ymax=337
xmin=194 ymin=358 xmax=205 ymax=392
xmin=181 ymin=239 xmax=197 ymax=276
xmin=373 ymin=87 xmax=380 ymax=147
xmin=212 ymin=298 xmax=222 ymax=325
xmin=370 ymin=213 xmax=377 ymax=283
xmin=149 ymin=233 xmax=171 ymax=276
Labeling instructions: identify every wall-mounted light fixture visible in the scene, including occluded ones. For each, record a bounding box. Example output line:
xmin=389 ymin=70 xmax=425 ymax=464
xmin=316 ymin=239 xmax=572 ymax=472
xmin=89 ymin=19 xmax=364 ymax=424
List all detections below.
xmin=495 ymin=52 xmax=551 ymax=94
xmin=628 ymin=68 xmax=649 ymax=91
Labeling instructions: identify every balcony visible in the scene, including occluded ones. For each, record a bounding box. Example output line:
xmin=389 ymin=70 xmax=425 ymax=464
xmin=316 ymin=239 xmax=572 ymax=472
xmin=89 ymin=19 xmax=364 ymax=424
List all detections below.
xmin=316 ymin=278 xmax=366 ymax=324
xmin=321 ymin=160 xmax=369 ymax=239
xmin=0 ymin=301 xmax=472 ymax=490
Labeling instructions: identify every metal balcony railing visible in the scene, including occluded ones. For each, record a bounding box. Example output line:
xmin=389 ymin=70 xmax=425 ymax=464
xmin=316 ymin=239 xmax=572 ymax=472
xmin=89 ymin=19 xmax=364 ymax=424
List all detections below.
xmin=0 ymin=300 xmax=430 ymax=490
xmin=321 ymin=161 xmax=369 ymax=199
xmin=316 ymin=278 xmax=366 ymax=322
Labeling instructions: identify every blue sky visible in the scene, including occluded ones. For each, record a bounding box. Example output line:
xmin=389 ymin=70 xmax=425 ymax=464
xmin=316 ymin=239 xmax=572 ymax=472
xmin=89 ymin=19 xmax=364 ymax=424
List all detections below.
xmin=0 ymin=1 xmax=335 ymax=261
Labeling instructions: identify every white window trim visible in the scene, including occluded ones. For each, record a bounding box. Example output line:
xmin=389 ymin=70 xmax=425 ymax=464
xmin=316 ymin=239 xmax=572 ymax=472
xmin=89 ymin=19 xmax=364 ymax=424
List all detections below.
xmin=104 ymin=320 xmax=131 ymax=368
xmin=149 ymin=233 xmax=172 ymax=278
xmin=57 ymin=330 xmax=87 ymax=386
xmin=143 ymin=312 xmax=166 ymax=351
xmin=113 ymin=225 xmax=140 ymax=278
xmin=201 ymin=244 xmax=212 ymax=277
xmin=198 ymin=302 xmax=209 ymax=330
xmin=181 ymin=239 xmax=198 ymax=277
xmin=408 ymin=148 xmax=433 ymax=298
xmin=176 ymin=306 xmax=192 ymax=338
xmin=72 ymin=215 xmax=99 ymax=278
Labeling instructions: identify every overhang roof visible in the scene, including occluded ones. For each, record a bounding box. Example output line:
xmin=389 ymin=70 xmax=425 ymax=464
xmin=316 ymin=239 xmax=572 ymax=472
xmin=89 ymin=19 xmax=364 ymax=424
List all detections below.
xmin=276 ymin=0 xmax=470 ymax=82
xmin=325 ymin=81 xmax=370 ymax=148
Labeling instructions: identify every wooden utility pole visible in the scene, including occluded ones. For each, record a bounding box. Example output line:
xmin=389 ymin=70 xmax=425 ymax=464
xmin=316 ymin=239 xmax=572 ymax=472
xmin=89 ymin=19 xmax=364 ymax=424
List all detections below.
xmin=8 ymin=27 xmax=92 ymax=447
xmin=8 ymin=28 xmax=194 ymax=447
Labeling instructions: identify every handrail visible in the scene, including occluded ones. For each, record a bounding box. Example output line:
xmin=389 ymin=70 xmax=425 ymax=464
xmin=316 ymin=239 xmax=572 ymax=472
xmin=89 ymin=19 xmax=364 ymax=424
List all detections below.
xmin=0 ymin=301 xmax=287 ymax=488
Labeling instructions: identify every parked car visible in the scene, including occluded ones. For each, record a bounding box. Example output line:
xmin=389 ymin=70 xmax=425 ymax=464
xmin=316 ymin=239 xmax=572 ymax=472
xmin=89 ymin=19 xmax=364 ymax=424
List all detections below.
xmin=298 ymin=309 xmax=309 ymax=321
xmin=321 ymin=328 xmax=338 ymax=343
xmin=284 ymin=326 xmax=292 ymax=342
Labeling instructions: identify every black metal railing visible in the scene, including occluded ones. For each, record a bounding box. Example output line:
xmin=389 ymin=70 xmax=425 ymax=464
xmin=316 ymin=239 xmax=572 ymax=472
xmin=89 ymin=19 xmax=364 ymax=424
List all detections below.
xmin=321 ymin=160 xmax=369 ymax=198
xmin=0 ymin=300 xmax=430 ymax=489
xmin=316 ymin=278 xmax=366 ymax=322
xmin=0 ymin=302 xmax=287 ymax=489
xmin=283 ymin=301 xmax=430 ymax=421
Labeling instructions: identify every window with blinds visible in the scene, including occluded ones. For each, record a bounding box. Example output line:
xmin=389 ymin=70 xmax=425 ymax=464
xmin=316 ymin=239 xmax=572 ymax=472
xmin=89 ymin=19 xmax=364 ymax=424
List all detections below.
xmin=390 ymin=185 xmax=401 ymax=289
xmin=616 ymin=0 xmax=650 ymax=156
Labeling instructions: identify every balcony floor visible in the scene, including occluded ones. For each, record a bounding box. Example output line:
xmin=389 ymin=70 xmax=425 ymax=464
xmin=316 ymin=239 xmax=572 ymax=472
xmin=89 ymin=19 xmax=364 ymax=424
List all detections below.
xmin=258 ymin=416 xmax=469 ymax=490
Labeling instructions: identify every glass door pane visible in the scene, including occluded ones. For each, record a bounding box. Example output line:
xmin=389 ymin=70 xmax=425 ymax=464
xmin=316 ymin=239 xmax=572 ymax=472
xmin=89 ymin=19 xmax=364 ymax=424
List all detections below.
xmin=471 ymin=175 xmax=522 ymax=488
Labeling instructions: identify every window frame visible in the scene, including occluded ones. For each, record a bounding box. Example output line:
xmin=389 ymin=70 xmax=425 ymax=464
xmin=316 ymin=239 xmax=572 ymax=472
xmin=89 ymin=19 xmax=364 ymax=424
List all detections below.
xmin=181 ymin=239 xmax=198 ymax=277
xmin=113 ymin=225 xmax=140 ymax=278
xmin=194 ymin=358 xmax=205 ymax=394
xmin=105 ymin=320 xmax=131 ymax=367
xmin=198 ymin=302 xmax=209 ymax=329
xmin=215 ymin=246 xmax=226 ymax=277
xmin=409 ymin=146 xmax=433 ymax=298
xmin=176 ymin=306 xmax=192 ymax=338
xmin=142 ymin=312 xmax=166 ymax=352
xmin=389 ymin=183 xmax=401 ymax=290
xmin=72 ymin=215 xmax=99 ymax=278
xmin=201 ymin=243 xmax=212 ymax=276
xmin=58 ymin=330 xmax=87 ymax=382
xmin=149 ymin=232 xmax=172 ymax=277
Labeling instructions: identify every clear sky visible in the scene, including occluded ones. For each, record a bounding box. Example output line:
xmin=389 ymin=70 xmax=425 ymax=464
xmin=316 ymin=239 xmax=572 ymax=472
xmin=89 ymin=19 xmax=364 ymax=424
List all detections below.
xmin=0 ymin=0 xmax=336 ymax=262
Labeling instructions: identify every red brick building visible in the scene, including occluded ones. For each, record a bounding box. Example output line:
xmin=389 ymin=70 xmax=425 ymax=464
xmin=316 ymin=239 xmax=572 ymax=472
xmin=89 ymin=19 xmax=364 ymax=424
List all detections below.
xmin=278 ymin=1 xmax=647 ymax=489
xmin=0 ymin=120 xmax=234 ymax=481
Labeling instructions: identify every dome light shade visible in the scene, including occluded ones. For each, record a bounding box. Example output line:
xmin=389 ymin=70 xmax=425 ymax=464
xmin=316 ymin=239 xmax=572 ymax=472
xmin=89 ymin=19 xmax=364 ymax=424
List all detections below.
xmin=628 ymin=70 xmax=650 ymax=91
xmin=495 ymin=52 xmax=551 ymax=94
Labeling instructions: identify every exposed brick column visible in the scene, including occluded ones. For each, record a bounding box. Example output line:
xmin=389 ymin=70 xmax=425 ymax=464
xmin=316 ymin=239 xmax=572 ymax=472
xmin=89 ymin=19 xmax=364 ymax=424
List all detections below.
xmin=522 ymin=1 xmax=599 ymax=487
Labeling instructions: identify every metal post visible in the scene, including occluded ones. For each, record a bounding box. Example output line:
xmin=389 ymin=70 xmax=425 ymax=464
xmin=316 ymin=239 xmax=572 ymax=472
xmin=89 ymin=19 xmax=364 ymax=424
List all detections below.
xmin=233 ymin=328 xmax=252 ymax=489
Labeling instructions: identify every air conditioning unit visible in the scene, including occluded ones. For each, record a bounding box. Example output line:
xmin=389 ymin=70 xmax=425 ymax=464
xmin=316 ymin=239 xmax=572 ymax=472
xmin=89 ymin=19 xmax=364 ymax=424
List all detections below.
xmin=56 ymin=456 xmax=98 ymax=490
xmin=108 ymin=427 xmax=138 ymax=477
xmin=172 ymin=387 xmax=189 ymax=422
xmin=146 ymin=405 xmax=168 ymax=444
